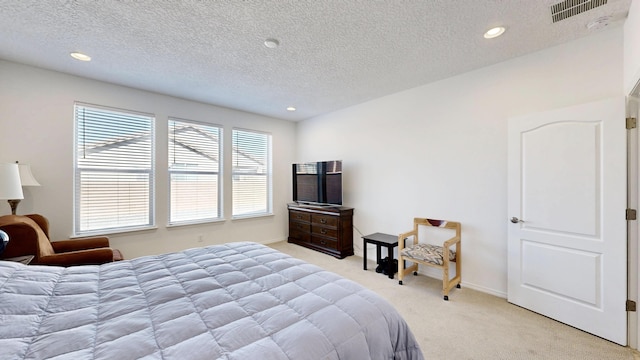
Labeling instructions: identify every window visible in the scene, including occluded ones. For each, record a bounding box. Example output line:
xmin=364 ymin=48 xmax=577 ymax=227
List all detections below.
xmin=232 ymin=128 xmax=272 ymax=217
xmin=74 ymin=103 xmax=155 ymax=235
xmin=169 ymin=118 xmax=222 ymax=224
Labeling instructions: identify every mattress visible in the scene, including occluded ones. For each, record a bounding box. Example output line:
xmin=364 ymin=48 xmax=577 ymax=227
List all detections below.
xmin=0 ymin=242 xmax=423 ymax=359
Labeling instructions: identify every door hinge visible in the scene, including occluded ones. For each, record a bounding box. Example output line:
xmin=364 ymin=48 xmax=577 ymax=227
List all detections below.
xmin=627 ymin=117 xmax=637 ymax=129
xmin=627 ymin=300 xmax=637 ymax=312
xmin=626 ymin=209 xmax=637 ymax=221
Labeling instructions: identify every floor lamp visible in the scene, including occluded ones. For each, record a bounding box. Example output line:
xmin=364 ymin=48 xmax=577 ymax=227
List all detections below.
xmin=0 ymin=163 xmax=24 ymax=215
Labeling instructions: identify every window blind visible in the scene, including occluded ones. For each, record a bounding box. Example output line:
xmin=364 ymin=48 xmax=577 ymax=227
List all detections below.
xmin=169 ymin=118 xmax=222 ymax=224
xmin=74 ymin=103 xmax=155 ymax=235
xmin=232 ymin=128 xmax=272 ymax=217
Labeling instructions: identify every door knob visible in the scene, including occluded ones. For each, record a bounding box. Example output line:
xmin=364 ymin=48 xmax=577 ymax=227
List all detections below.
xmin=510 ymin=217 xmax=524 ymax=223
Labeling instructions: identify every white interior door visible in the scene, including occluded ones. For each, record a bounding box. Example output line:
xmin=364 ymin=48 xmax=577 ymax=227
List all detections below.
xmin=507 ymin=97 xmax=627 ymax=345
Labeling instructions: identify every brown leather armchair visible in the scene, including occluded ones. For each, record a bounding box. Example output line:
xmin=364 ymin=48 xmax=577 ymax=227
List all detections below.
xmin=0 ymin=214 xmax=123 ymax=266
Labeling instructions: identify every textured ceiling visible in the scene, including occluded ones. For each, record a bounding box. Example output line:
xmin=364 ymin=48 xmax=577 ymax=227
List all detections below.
xmin=0 ymin=0 xmax=632 ymax=121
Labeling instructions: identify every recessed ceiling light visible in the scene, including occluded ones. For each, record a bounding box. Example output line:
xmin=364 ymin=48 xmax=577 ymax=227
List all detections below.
xmin=264 ymin=38 xmax=280 ymax=48
xmin=484 ymin=26 xmax=506 ymax=39
xmin=286 ymin=106 xmax=296 ymax=112
xmin=70 ymin=52 xmax=91 ymax=61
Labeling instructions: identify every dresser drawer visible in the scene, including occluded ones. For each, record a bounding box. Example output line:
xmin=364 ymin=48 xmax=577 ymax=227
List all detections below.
xmin=311 ymin=235 xmax=337 ymax=250
xmin=311 ymin=225 xmax=338 ymax=239
xmin=289 ymin=227 xmax=311 ymax=242
xmin=290 ymin=221 xmax=311 ymax=232
xmin=311 ymin=214 xmax=338 ymax=227
xmin=290 ymin=210 xmax=311 ymax=223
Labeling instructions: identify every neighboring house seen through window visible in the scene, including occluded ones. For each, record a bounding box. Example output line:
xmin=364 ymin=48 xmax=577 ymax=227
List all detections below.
xmin=74 ymin=103 xmax=155 ymax=236
xmin=169 ymin=118 xmax=222 ymax=224
xmin=232 ymin=128 xmax=272 ymax=218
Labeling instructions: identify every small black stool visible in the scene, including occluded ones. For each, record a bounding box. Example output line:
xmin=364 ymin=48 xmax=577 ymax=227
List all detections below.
xmin=362 ymin=232 xmax=398 ymax=279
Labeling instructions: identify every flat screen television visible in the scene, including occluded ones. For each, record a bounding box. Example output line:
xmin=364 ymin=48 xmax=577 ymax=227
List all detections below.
xmin=292 ymin=160 xmax=342 ymax=206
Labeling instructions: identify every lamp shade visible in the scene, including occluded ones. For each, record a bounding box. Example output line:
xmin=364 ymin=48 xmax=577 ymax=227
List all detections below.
xmin=0 ymin=163 xmax=24 ymax=200
xmin=18 ymin=163 xmax=40 ymax=186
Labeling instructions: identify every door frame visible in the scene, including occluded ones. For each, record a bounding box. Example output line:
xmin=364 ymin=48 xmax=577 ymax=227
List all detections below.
xmin=629 ymin=89 xmax=640 ymax=349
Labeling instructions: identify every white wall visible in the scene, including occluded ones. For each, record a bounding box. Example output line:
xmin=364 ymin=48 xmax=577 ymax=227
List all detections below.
xmin=296 ymin=27 xmax=624 ymax=297
xmin=0 ymin=60 xmax=296 ymax=259
xmin=625 ymin=0 xmax=640 ymax=94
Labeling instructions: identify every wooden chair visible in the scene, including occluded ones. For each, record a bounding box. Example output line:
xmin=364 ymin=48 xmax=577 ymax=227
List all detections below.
xmin=398 ymin=218 xmax=461 ymax=300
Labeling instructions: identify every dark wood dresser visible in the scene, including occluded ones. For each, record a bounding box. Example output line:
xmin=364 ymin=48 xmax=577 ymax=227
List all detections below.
xmin=287 ymin=203 xmax=354 ymax=259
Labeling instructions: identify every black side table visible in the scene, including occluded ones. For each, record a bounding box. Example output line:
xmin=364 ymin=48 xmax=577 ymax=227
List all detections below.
xmin=362 ymin=233 xmax=398 ymax=279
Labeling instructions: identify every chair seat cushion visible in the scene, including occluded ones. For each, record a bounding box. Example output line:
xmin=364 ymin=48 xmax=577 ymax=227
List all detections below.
xmin=401 ymin=243 xmax=456 ymax=266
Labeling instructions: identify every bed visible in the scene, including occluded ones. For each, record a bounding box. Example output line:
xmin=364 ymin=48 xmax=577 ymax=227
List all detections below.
xmin=0 ymin=242 xmax=423 ymax=359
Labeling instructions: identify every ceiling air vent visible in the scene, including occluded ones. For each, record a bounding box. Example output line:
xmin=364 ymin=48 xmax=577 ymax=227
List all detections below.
xmin=551 ymin=0 xmax=608 ymax=23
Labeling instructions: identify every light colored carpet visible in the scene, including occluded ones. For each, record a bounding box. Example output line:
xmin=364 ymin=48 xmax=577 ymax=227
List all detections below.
xmin=268 ymin=241 xmax=639 ymax=360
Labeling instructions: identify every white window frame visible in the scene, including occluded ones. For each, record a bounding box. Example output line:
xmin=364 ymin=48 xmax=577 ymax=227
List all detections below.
xmin=231 ymin=128 xmax=273 ymax=218
xmin=168 ymin=118 xmax=223 ymax=225
xmin=73 ymin=103 xmax=156 ymax=236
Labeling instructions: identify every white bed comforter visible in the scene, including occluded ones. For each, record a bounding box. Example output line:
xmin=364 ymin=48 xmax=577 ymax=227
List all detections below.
xmin=0 ymin=242 xmax=423 ymax=360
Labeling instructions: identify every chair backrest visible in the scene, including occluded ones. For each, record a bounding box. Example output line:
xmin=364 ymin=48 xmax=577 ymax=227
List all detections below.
xmin=413 ymin=218 xmax=460 ymax=229
xmin=0 ymin=215 xmax=55 ymax=259
xmin=413 ymin=218 xmax=461 ymax=241
xmin=25 ymin=214 xmax=51 ymax=239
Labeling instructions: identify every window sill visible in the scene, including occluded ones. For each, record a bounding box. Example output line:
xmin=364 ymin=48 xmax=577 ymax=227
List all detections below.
xmin=167 ymin=218 xmax=226 ymax=228
xmin=72 ymin=225 xmax=158 ymax=238
xmin=231 ymin=212 xmax=274 ymax=221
